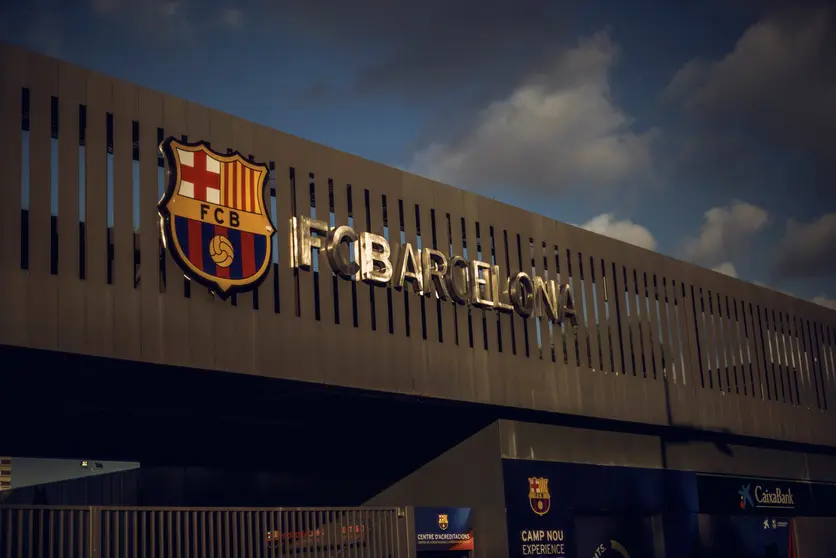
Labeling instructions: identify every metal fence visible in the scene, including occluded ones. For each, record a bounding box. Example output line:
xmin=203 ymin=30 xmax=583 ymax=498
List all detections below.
xmin=0 ymin=506 xmax=408 ymax=558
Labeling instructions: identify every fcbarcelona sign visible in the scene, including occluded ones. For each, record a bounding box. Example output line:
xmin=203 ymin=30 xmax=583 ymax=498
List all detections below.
xmin=158 ymin=136 xmax=583 ymax=324
xmin=291 ymin=215 xmax=581 ymax=325
xmin=158 ymin=138 xmax=275 ymax=299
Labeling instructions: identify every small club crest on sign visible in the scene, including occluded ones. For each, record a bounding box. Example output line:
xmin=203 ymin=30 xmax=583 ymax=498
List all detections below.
xmin=528 ymin=477 xmax=551 ymax=516
xmin=437 ymin=514 xmax=449 ymax=531
xmin=158 ymin=138 xmax=276 ymax=299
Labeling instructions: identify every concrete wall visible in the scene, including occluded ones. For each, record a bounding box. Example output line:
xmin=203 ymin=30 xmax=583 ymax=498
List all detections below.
xmin=499 ymin=420 xmax=663 ymax=468
xmin=372 ymin=420 xmax=836 ymax=557
xmin=795 ymin=518 xmax=836 ymax=557
xmin=367 ymin=422 xmax=508 ymax=558
xmin=499 ymin=420 xmax=836 ymax=482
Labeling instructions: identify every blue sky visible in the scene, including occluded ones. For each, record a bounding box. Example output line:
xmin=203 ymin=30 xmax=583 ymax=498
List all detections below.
xmin=1 ymin=0 xmax=834 ymax=308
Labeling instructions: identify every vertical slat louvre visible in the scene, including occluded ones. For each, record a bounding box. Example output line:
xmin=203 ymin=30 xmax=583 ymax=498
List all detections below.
xmin=727 ymin=295 xmax=744 ymax=395
xmin=250 ymin=124 xmax=283 ymax=378
xmin=112 ymin=81 xmax=141 ymax=359
xmin=789 ymin=313 xmax=808 ymax=407
xmin=367 ymin=188 xmax=387 ymax=335
xmin=402 ymin=193 xmax=424 ymax=346
xmin=0 ymin=45 xmax=25 ymax=269
xmin=662 ymin=275 xmax=682 ymax=383
xmin=329 ymin=166 xmax=354 ymax=331
xmin=488 ymin=211 xmax=513 ymax=361
xmin=230 ymin=116 xmax=257 ymax=313
xmin=56 ymin=62 xmax=86 ymax=354
xmin=205 ymin=110 xmax=242 ymax=374
xmin=313 ymin=154 xmax=337 ymax=327
xmin=594 ymin=255 xmax=613 ymax=374
xmin=159 ymin=94 xmax=190 ymax=366
xmin=624 ymin=265 xmax=644 ymax=378
xmin=0 ymin=44 xmax=27 ymax=346
xmin=636 ymin=268 xmax=656 ymax=381
xmin=579 ymin=249 xmax=601 ymax=373
xmin=644 ymin=270 xmax=664 ymax=381
xmin=26 ymin=53 xmax=59 ymax=350
xmin=748 ymin=302 xmax=767 ymax=400
xmin=292 ymin=162 xmax=316 ymax=321
xmin=179 ymin=102 xmax=218 ymax=370
xmin=27 ymin=54 xmax=55 ymax=278
xmin=137 ymin=87 xmax=163 ymax=362
xmin=434 ymin=189 xmax=458 ymax=353
xmin=271 ymin=145 xmax=296 ymax=320
xmin=83 ymin=72 xmax=113 ymax=356
xmin=654 ymin=273 xmax=673 ymax=382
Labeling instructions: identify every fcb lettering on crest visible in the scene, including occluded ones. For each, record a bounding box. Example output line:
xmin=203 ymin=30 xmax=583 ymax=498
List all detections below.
xmin=158 ymin=138 xmax=276 ymax=299
xmin=528 ymin=477 xmax=551 ymax=516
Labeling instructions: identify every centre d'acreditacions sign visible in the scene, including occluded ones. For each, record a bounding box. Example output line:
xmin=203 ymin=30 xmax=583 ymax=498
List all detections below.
xmin=290 ymin=215 xmax=579 ymax=326
xmin=158 ymin=136 xmax=579 ymax=325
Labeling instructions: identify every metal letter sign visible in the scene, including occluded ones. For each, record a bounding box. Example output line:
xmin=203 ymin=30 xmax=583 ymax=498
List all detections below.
xmin=158 ymin=138 xmax=276 ymax=299
xmin=290 ymin=214 xmax=580 ymax=326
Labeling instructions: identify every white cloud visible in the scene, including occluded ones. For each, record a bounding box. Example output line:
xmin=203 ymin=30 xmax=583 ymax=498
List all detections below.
xmin=712 ymin=262 xmax=738 ymax=278
xmin=775 ymin=213 xmax=836 ymax=279
xmin=681 ymin=200 xmax=769 ymax=265
xmin=578 ymin=213 xmax=657 ymax=251
xmin=410 ymin=32 xmax=656 ymax=198
xmin=812 ymin=296 xmax=836 ymax=311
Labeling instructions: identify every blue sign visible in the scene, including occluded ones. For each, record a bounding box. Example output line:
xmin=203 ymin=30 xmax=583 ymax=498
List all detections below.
xmin=701 ymin=516 xmax=794 ymax=557
xmin=502 ymin=459 xmax=697 ymax=557
xmin=503 ymin=463 xmax=572 ymax=557
xmin=574 ymin=516 xmax=657 ymax=557
xmin=414 ymin=507 xmax=474 ymax=552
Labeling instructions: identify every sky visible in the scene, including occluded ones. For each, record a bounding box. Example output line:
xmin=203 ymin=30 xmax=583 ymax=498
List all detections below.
xmin=0 ymin=0 xmax=834 ymax=310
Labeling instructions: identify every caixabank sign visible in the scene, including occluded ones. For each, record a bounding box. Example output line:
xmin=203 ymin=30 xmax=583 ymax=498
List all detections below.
xmin=695 ymin=473 xmax=836 ymax=517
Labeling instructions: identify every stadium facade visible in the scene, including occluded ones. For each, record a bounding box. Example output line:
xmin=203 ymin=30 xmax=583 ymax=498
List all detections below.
xmin=1 ymin=41 xmax=835 ymax=557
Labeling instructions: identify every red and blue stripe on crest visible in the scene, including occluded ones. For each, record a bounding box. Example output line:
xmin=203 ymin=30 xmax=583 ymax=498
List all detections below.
xmin=173 ymin=216 xmax=267 ymax=281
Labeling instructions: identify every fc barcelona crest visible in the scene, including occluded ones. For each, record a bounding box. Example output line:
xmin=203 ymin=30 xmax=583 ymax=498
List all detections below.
xmin=438 ymin=514 xmax=449 ymax=531
xmin=528 ymin=477 xmax=551 ymax=516
xmin=158 ymin=138 xmax=275 ymax=299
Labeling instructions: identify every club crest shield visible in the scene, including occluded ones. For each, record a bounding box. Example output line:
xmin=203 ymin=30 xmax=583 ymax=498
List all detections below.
xmin=438 ymin=514 xmax=449 ymax=531
xmin=158 ymin=138 xmax=275 ymax=299
xmin=528 ymin=477 xmax=551 ymax=516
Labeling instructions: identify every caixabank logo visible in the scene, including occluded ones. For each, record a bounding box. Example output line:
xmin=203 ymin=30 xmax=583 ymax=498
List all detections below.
xmin=158 ymin=138 xmax=276 ymax=299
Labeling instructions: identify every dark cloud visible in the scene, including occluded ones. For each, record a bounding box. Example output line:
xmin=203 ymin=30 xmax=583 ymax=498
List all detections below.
xmin=86 ymin=0 xmax=244 ymax=41
xmin=663 ymin=6 xmax=836 ymax=205
xmin=272 ymin=0 xmax=579 ymax=103
xmin=671 ymin=7 xmax=836 ymax=156
xmin=775 ymin=213 xmax=836 ymax=279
